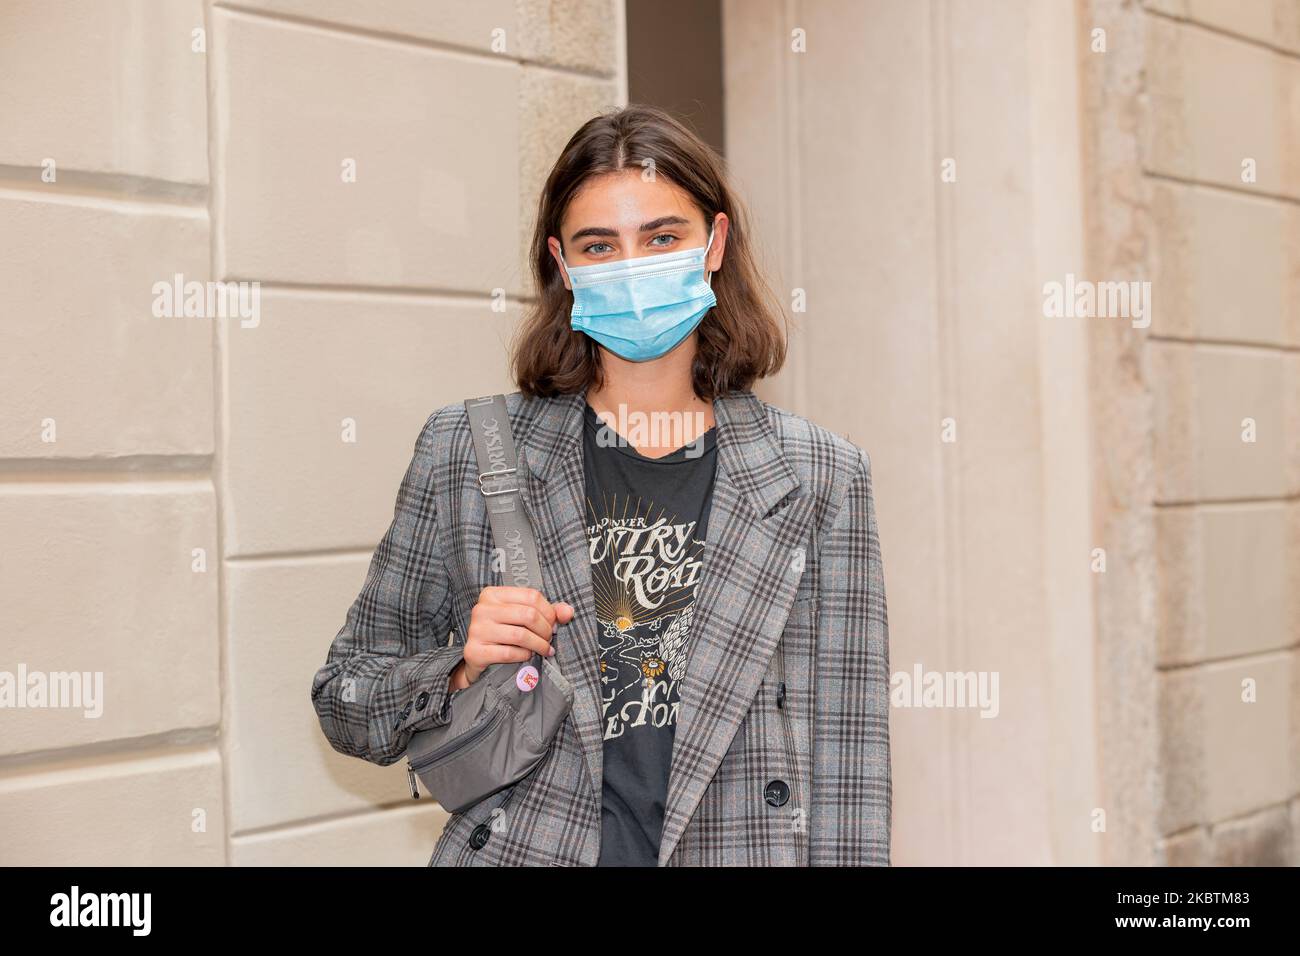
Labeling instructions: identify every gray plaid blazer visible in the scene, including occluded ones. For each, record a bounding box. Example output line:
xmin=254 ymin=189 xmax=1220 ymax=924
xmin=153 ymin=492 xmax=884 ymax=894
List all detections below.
xmin=311 ymin=388 xmax=890 ymax=866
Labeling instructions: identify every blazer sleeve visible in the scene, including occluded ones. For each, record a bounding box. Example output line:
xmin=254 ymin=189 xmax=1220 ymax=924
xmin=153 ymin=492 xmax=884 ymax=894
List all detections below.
xmin=812 ymin=447 xmax=892 ymax=865
xmin=310 ymin=407 xmax=465 ymax=766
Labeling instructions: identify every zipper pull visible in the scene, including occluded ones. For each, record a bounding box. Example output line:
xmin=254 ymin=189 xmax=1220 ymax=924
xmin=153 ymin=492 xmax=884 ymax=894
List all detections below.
xmin=407 ymin=764 xmax=420 ymax=799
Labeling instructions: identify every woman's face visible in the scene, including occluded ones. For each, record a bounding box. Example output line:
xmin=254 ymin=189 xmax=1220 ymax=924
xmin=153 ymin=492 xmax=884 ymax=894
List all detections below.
xmin=548 ymin=169 xmax=726 ymax=287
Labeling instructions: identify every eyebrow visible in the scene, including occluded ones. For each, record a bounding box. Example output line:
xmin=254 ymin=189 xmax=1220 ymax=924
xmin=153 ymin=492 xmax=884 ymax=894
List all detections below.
xmin=568 ymin=215 xmax=693 ymax=243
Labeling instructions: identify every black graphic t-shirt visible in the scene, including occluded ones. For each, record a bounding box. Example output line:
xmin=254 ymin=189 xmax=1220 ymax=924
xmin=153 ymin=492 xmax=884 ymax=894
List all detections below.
xmin=582 ymin=402 xmax=719 ymax=867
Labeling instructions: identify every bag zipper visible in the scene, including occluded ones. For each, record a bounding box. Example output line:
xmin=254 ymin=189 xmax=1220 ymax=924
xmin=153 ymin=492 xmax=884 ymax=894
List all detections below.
xmin=408 ymin=705 xmax=507 ymax=785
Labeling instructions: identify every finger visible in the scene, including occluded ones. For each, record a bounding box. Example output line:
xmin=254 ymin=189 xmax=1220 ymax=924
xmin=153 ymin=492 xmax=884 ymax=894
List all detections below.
xmin=472 ymin=595 xmax=549 ymax=636
xmin=522 ymin=589 xmax=558 ymax=629
xmin=465 ymin=638 xmax=535 ymax=672
xmin=487 ymin=602 xmax=556 ymax=642
xmin=487 ymin=624 xmax=556 ymax=658
xmin=485 ymin=643 xmax=536 ymax=666
xmin=553 ymin=601 xmax=575 ymax=624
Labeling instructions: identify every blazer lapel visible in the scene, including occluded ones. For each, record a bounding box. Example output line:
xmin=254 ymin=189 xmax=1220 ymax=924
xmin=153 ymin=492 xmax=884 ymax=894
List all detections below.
xmin=657 ymin=390 xmax=817 ymax=865
xmin=515 ymin=390 xmax=606 ymax=807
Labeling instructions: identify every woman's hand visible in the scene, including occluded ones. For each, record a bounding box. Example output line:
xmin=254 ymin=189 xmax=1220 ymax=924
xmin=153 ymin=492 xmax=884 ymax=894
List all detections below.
xmin=449 ymin=587 xmax=575 ymax=691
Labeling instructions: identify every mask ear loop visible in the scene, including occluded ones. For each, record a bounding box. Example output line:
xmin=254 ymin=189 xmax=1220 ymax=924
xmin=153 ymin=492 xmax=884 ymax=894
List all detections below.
xmin=703 ymin=223 xmax=717 ymax=288
xmin=556 ymin=243 xmax=572 ymax=287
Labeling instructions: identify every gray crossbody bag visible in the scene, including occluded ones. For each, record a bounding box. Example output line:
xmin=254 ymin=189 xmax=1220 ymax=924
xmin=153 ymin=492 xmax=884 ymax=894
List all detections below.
xmin=404 ymin=394 xmax=575 ymax=814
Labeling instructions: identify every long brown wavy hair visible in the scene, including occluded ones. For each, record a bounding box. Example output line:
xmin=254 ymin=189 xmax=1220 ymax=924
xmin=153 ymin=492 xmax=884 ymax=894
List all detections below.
xmin=511 ymin=104 xmax=787 ymax=401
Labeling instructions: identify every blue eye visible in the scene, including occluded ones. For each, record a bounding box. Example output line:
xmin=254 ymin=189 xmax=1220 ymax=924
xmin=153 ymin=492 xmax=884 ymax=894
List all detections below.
xmin=584 ymin=242 xmax=613 ymax=255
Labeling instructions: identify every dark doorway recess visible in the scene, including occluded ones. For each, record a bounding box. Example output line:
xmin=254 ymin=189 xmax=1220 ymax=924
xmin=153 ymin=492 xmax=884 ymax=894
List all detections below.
xmin=625 ymin=0 xmax=725 ymax=157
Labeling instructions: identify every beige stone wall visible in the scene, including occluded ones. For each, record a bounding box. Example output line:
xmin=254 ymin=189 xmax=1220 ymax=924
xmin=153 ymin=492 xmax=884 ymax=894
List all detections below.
xmin=729 ymin=0 xmax=1299 ymax=864
xmin=0 ymin=0 xmax=621 ymax=865
xmin=727 ymin=0 xmax=1103 ymax=865
xmin=1138 ymin=0 xmax=1300 ymax=865
xmin=1077 ymin=0 xmax=1300 ymax=866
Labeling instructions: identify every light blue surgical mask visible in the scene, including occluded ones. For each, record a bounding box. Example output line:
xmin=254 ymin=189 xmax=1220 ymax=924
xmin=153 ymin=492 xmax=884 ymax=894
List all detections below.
xmin=559 ymin=225 xmax=716 ymax=362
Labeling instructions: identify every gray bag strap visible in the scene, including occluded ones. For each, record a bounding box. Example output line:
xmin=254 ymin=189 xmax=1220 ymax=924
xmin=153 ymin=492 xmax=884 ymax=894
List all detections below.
xmin=464 ymin=394 xmax=543 ymax=589
xmin=463 ymin=394 xmax=570 ymax=701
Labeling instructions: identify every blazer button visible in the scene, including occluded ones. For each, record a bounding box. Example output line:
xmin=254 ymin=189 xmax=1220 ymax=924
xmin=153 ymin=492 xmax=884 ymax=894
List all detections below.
xmin=415 ymin=691 xmax=430 ymax=711
xmin=469 ymin=824 xmax=492 ymax=851
xmin=764 ymin=779 xmax=790 ymax=807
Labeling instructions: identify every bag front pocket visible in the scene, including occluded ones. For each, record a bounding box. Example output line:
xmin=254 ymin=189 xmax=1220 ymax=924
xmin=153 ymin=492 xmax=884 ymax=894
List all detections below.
xmin=410 ymin=705 xmax=507 ymax=775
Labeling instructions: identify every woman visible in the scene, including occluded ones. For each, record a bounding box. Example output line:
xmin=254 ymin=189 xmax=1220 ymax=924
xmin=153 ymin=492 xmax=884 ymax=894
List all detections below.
xmin=311 ymin=104 xmax=891 ymax=867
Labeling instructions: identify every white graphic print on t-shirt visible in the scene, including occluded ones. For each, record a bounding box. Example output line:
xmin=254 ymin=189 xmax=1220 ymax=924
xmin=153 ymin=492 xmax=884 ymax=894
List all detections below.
xmin=585 ymin=494 xmax=706 ymax=740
